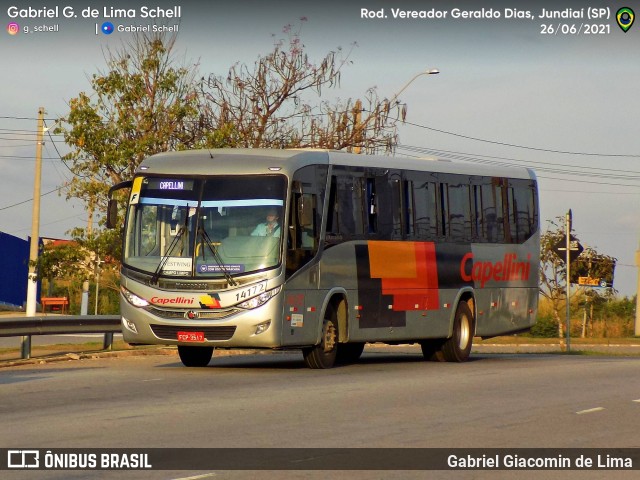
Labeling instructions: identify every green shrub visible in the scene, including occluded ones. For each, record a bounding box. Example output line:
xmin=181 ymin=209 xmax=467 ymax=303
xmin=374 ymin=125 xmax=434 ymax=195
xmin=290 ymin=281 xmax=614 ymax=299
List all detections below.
xmin=530 ymin=315 xmax=558 ymax=338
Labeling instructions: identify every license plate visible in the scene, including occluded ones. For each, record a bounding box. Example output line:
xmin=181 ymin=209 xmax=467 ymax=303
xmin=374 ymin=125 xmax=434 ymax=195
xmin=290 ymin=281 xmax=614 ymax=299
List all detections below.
xmin=177 ymin=331 xmax=205 ymax=342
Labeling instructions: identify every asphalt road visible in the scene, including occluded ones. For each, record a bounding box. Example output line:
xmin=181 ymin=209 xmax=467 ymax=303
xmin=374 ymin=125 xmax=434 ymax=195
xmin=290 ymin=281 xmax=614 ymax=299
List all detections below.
xmin=1 ymin=350 xmax=639 ymax=480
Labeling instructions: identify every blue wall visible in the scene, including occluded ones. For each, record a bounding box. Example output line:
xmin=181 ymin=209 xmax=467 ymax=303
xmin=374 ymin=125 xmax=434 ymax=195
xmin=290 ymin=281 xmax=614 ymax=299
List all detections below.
xmin=0 ymin=232 xmax=29 ymax=308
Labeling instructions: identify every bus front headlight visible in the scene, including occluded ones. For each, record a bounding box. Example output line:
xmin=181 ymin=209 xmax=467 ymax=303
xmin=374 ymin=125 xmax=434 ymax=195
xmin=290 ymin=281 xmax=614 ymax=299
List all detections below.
xmin=121 ymin=286 xmax=149 ymax=308
xmin=238 ymin=286 xmax=281 ymax=310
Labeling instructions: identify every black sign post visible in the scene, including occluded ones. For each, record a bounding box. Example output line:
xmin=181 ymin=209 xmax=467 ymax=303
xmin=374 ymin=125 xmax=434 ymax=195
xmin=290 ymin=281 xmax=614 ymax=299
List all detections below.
xmin=554 ymin=211 xmax=586 ymax=353
xmin=552 ymin=235 xmax=584 ymax=265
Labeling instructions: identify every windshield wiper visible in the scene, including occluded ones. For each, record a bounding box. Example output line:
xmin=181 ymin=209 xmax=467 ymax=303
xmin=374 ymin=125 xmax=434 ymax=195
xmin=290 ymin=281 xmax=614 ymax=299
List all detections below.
xmin=150 ymin=209 xmax=189 ymax=285
xmin=197 ymin=226 xmax=237 ymax=287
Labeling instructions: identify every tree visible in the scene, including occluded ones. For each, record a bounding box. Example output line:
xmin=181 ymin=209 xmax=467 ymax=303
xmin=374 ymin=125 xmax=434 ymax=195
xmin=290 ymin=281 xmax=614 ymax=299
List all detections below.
xmin=199 ymin=19 xmax=406 ymax=153
xmin=56 ymin=32 xmax=206 ymax=225
xmin=570 ymin=247 xmax=617 ymax=337
xmin=539 ymin=217 xmax=569 ymax=338
xmin=539 ymin=217 xmax=618 ymax=338
xmin=51 ymin=25 xmax=412 ymax=288
xmin=50 ymin=32 xmax=208 ymax=285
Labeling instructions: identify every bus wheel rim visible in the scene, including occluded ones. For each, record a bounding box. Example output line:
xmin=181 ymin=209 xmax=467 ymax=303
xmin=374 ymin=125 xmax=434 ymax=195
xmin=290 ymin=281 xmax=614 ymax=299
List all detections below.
xmin=458 ymin=314 xmax=471 ymax=350
xmin=323 ymin=321 xmax=336 ymax=353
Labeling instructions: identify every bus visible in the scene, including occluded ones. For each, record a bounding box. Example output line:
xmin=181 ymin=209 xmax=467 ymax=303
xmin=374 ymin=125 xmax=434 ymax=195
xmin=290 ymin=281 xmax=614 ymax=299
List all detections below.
xmin=107 ymin=148 xmax=539 ymax=368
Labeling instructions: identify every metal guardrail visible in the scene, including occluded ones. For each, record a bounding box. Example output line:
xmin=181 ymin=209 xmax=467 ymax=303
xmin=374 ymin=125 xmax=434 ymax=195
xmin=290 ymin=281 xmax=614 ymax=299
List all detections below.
xmin=0 ymin=315 xmax=121 ymax=360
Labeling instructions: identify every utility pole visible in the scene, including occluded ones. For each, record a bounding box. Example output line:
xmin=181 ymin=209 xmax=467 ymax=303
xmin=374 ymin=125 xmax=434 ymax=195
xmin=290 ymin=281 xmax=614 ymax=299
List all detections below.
xmin=23 ymin=107 xmax=45 ymax=359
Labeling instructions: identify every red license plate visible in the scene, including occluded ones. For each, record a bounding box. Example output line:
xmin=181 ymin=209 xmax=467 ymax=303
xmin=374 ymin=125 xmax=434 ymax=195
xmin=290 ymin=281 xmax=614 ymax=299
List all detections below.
xmin=177 ymin=331 xmax=205 ymax=342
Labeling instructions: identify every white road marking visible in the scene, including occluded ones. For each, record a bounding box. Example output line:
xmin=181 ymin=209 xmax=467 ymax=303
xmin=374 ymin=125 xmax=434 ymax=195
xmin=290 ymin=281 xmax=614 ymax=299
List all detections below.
xmin=576 ymin=407 xmax=605 ymax=415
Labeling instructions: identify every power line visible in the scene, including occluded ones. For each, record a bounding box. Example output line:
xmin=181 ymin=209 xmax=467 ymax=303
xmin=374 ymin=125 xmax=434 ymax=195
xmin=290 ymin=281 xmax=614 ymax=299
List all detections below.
xmin=397 ymin=144 xmax=640 ymax=178
xmin=0 ymin=132 xmax=64 ymax=138
xmin=399 ymin=119 xmax=640 ymax=158
xmin=395 ymin=145 xmax=640 ymax=185
xmin=0 ymin=115 xmax=58 ymax=121
xmin=0 ymin=154 xmax=59 ymax=160
xmin=397 ymin=145 xmax=640 ymax=176
xmin=0 ymin=186 xmax=62 ymax=212
xmin=43 ymin=119 xmax=78 ymax=177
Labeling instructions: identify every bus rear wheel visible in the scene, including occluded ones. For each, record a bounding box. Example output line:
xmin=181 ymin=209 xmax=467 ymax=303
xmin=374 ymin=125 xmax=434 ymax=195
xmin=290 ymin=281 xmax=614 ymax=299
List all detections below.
xmin=302 ymin=315 xmax=338 ymax=369
xmin=421 ymin=301 xmax=474 ymax=362
xmin=441 ymin=301 xmax=474 ymax=362
xmin=178 ymin=346 xmax=214 ymax=367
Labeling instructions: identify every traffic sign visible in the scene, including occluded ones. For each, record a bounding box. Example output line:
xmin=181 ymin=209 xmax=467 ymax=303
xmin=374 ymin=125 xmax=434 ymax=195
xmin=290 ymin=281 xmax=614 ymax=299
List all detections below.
xmin=552 ymin=234 xmax=583 ymax=264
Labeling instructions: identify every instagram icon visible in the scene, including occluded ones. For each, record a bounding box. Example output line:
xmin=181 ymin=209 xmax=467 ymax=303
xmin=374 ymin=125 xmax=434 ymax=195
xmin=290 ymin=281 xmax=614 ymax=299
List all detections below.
xmin=7 ymin=22 xmax=20 ymax=35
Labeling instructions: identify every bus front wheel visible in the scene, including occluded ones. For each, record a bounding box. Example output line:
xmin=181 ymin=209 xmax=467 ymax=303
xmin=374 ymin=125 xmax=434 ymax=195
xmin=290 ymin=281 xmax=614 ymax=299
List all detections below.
xmin=178 ymin=346 xmax=214 ymax=367
xmin=302 ymin=314 xmax=338 ymax=369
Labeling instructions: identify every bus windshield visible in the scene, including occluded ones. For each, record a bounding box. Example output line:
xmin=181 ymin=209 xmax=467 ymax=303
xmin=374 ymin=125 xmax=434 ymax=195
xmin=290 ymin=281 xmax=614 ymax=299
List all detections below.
xmin=123 ymin=175 xmax=287 ymax=279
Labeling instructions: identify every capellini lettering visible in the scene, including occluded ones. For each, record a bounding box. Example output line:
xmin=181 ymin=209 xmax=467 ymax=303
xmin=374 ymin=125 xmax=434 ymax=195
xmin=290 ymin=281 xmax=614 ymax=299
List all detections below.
xmin=150 ymin=296 xmax=195 ymax=305
xmin=460 ymin=252 xmax=532 ymax=288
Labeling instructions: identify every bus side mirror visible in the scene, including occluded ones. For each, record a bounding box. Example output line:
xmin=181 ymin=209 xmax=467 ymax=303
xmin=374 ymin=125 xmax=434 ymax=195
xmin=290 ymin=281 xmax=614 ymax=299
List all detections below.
xmin=297 ymin=195 xmax=314 ymax=228
xmin=106 ymin=199 xmax=118 ymax=229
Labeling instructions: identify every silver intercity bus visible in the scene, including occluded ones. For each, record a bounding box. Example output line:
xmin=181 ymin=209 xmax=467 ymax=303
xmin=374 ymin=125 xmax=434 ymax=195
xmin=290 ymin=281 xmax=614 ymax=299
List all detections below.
xmin=107 ymin=149 xmax=539 ymax=368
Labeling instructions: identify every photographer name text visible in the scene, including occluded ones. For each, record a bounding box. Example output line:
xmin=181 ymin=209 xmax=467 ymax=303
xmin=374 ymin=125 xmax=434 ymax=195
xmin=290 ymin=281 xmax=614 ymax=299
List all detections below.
xmin=7 ymin=5 xmax=181 ymax=19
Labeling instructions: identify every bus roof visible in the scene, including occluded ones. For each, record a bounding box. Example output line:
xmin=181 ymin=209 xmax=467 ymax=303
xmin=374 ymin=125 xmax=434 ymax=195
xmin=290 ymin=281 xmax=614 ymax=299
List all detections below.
xmin=136 ymin=148 xmax=535 ymax=180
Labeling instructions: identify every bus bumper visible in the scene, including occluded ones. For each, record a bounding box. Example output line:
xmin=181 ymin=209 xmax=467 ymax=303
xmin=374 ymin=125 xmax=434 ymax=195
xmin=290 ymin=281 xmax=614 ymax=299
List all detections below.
xmin=119 ymin=294 xmax=284 ymax=349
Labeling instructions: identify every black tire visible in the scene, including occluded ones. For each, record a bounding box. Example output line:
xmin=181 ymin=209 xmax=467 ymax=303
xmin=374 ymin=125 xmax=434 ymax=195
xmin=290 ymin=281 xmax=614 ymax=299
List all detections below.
xmin=336 ymin=342 xmax=365 ymax=365
xmin=440 ymin=301 xmax=475 ymax=362
xmin=178 ymin=346 xmax=214 ymax=367
xmin=302 ymin=311 xmax=339 ymax=369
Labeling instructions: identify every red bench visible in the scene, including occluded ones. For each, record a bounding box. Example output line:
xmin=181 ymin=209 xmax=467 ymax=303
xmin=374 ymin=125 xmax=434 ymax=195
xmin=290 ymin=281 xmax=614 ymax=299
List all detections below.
xmin=41 ymin=297 xmax=69 ymax=314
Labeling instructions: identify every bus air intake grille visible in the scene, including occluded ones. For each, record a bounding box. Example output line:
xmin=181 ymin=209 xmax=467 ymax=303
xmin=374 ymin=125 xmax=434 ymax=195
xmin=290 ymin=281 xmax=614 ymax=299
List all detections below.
xmin=146 ymin=306 xmax=240 ymax=320
xmin=150 ymin=325 xmax=237 ymax=341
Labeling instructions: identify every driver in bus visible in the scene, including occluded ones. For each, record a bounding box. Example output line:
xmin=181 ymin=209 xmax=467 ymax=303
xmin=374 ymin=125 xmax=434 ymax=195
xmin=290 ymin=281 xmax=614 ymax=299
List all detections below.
xmin=251 ymin=208 xmax=281 ymax=237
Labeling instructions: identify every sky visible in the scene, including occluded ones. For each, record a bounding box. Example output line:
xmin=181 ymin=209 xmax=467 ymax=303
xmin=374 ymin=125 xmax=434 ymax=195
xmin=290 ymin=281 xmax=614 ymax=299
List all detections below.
xmin=1 ymin=0 xmax=639 ymax=297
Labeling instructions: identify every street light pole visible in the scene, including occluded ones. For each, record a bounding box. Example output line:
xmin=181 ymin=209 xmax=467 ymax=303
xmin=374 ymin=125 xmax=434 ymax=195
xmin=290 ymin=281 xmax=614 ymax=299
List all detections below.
xmin=389 ymin=68 xmax=440 ymax=105
xmin=351 ymin=68 xmax=440 ymax=153
xmin=352 ymin=68 xmax=439 ymax=154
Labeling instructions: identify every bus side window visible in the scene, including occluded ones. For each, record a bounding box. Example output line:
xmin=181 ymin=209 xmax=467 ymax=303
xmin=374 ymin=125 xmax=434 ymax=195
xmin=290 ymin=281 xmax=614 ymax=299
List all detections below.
xmin=439 ymin=182 xmax=449 ymax=238
xmin=508 ymin=179 xmax=538 ymax=243
xmin=286 ymin=164 xmax=326 ymax=278
xmin=299 ymin=193 xmax=317 ymax=248
xmin=447 ymin=181 xmax=471 ymax=242
xmin=326 ymin=176 xmax=339 ymax=235
xmin=366 ymin=178 xmax=377 ymax=234
xmin=492 ymin=178 xmax=507 ymax=243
